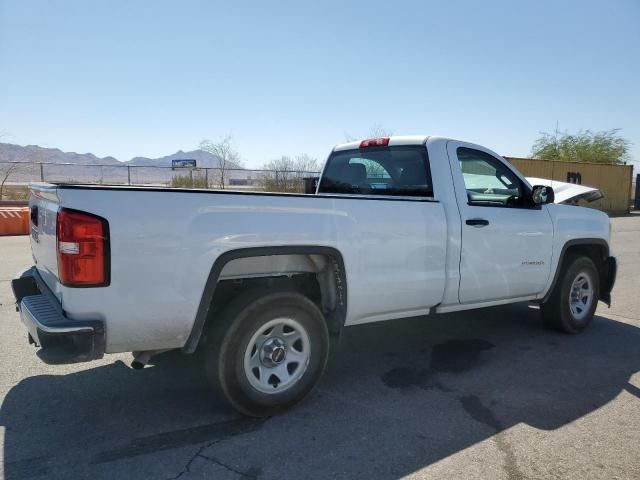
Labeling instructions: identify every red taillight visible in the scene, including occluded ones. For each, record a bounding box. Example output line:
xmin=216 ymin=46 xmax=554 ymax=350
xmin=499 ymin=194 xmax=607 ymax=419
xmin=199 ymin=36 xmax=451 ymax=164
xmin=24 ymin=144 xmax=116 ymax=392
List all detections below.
xmin=57 ymin=209 xmax=109 ymax=287
xmin=359 ymin=137 xmax=390 ymax=149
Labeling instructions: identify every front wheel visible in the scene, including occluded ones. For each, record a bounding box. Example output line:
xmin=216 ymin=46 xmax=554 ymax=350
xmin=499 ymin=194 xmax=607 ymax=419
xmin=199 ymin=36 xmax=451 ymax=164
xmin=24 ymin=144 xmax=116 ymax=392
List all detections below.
xmin=541 ymin=255 xmax=600 ymax=333
xmin=203 ymin=291 xmax=330 ymax=417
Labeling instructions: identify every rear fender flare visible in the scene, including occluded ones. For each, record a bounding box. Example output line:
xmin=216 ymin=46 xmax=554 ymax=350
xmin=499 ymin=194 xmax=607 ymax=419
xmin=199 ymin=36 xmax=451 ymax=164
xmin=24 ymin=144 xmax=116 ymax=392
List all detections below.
xmin=182 ymin=246 xmax=347 ymax=353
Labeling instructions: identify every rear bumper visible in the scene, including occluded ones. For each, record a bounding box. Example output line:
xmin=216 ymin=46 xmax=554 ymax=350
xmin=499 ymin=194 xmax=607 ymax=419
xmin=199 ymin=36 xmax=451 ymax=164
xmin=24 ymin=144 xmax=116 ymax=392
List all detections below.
xmin=11 ymin=267 xmax=105 ymax=364
xmin=599 ymin=256 xmax=617 ymax=306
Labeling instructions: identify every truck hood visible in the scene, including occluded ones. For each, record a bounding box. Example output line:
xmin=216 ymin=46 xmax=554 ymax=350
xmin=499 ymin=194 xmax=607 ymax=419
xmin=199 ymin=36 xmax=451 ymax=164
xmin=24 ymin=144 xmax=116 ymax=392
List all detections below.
xmin=526 ymin=177 xmax=604 ymax=205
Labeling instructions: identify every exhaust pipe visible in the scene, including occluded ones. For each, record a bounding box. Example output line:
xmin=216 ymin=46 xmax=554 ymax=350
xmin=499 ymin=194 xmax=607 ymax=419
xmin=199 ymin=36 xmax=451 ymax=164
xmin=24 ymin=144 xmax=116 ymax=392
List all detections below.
xmin=131 ymin=349 xmax=171 ymax=369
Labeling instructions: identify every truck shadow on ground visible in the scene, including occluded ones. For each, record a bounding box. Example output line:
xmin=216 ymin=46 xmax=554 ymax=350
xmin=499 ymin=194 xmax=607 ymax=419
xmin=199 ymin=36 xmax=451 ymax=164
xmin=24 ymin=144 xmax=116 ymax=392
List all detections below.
xmin=2 ymin=303 xmax=640 ymax=479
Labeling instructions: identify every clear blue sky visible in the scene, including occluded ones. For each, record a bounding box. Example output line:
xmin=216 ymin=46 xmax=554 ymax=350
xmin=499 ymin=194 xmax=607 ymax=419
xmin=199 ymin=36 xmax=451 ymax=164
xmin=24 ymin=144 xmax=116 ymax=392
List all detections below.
xmin=1 ymin=0 xmax=639 ymax=169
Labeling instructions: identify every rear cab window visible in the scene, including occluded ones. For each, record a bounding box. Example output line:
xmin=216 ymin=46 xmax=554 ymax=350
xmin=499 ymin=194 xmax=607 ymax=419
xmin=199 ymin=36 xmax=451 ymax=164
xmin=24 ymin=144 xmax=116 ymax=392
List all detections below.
xmin=318 ymin=146 xmax=433 ymax=198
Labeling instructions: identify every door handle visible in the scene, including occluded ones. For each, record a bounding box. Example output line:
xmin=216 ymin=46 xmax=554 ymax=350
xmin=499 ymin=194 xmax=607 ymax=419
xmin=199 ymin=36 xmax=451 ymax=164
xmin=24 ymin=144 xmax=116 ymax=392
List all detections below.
xmin=466 ymin=218 xmax=489 ymax=227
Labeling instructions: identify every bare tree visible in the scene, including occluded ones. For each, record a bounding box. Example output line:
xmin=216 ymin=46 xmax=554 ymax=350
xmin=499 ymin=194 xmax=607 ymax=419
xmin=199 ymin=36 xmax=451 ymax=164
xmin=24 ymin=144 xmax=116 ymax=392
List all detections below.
xmin=343 ymin=132 xmax=357 ymax=142
xmin=344 ymin=124 xmax=394 ymax=143
xmin=0 ymin=162 xmax=19 ymax=200
xmin=0 ymin=132 xmax=22 ymax=200
xmin=259 ymin=155 xmax=321 ymax=193
xmin=199 ymin=135 xmax=242 ymax=189
xmin=368 ymin=123 xmax=393 ymax=138
xmin=290 ymin=154 xmax=320 ymax=174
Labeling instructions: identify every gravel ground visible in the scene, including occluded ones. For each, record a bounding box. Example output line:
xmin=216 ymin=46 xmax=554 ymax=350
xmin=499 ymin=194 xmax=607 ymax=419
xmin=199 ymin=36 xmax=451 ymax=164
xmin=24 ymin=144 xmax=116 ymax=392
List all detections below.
xmin=1 ymin=214 xmax=639 ymax=480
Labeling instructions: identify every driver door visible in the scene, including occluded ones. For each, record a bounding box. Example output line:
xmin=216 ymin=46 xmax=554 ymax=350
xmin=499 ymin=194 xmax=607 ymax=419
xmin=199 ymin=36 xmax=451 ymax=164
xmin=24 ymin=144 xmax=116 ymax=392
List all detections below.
xmin=446 ymin=141 xmax=553 ymax=304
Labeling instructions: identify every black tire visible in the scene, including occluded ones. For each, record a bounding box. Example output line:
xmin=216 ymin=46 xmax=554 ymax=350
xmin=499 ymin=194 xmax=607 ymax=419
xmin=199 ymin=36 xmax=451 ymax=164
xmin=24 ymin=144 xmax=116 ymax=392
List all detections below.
xmin=541 ymin=255 xmax=600 ymax=333
xmin=203 ymin=290 xmax=330 ymax=417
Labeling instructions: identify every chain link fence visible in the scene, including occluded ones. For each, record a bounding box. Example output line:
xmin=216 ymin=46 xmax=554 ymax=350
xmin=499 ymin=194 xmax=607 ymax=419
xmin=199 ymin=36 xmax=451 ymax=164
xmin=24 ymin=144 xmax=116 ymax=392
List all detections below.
xmin=0 ymin=161 xmax=321 ymax=200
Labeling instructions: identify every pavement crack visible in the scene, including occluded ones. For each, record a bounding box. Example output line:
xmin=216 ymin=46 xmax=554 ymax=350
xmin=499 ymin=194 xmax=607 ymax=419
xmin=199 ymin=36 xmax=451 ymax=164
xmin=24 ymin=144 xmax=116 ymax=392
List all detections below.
xmin=166 ymin=441 xmax=216 ymax=480
xmin=161 ymin=418 xmax=266 ymax=480
xmin=199 ymin=452 xmax=260 ymax=478
xmin=167 ymin=439 xmax=228 ymax=480
xmin=493 ymin=432 xmax=524 ymax=480
xmin=459 ymin=395 xmax=526 ymax=480
xmin=94 ymin=417 xmax=263 ymax=465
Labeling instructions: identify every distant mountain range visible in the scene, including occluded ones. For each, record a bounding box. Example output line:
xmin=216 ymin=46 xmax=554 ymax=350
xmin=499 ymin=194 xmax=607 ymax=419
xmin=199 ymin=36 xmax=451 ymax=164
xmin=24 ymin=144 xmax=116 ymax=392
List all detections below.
xmin=0 ymin=142 xmax=246 ymax=184
xmin=0 ymin=142 xmax=243 ymax=170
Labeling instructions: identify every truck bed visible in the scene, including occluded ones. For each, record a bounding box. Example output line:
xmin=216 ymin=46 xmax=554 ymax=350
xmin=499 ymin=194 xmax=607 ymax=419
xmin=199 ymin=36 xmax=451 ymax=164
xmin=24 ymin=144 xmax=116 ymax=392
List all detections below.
xmin=28 ymin=182 xmax=447 ymax=353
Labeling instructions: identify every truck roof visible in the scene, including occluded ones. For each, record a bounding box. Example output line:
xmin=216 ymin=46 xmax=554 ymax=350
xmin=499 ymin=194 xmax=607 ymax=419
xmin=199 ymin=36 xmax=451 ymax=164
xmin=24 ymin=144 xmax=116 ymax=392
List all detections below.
xmin=332 ymin=135 xmax=430 ymax=152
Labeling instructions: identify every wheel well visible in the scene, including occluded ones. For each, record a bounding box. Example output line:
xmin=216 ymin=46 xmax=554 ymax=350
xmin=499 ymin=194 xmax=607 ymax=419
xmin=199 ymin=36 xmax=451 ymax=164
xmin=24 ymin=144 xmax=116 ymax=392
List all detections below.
xmin=183 ymin=248 xmax=347 ymax=353
xmin=563 ymin=243 xmax=606 ymax=265
xmin=208 ymin=273 xmax=322 ymax=325
xmin=543 ymin=241 xmax=609 ymax=304
xmin=209 ymin=255 xmax=343 ymax=339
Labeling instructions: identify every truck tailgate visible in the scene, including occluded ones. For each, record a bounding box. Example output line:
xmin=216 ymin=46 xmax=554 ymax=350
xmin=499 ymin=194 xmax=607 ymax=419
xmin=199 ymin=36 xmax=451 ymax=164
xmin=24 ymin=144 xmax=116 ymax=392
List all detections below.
xmin=29 ymin=183 xmax=61 ymax=296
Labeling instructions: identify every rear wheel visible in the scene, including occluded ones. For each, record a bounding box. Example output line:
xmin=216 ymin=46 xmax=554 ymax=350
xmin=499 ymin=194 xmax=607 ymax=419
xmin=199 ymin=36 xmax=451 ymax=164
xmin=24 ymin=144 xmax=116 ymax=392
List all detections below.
xmin=541 ymin=255 xmax=600 ymax=333
xmin=203 ymin=290 xmax=329 ymax=417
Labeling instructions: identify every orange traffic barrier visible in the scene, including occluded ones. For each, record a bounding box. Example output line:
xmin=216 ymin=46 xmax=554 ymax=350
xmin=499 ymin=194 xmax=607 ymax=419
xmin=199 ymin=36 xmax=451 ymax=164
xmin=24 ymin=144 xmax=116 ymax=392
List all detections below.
xmin=0 ymin=207 xmax=30 ymax=236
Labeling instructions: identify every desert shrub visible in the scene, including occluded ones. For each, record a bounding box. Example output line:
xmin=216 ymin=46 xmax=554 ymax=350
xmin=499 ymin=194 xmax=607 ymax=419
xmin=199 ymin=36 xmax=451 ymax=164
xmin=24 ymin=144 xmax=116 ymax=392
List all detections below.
xmin=531 ymin=129 xmax=630 ymax=164
xmin=169 ymin=173 xmax=209 ymax=188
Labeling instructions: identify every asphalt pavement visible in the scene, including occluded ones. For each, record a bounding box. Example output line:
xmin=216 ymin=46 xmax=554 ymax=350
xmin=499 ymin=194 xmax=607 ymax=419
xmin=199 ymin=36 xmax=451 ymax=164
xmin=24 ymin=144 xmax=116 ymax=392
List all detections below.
xmin=1 ymin=214 xmax=639 ymax=480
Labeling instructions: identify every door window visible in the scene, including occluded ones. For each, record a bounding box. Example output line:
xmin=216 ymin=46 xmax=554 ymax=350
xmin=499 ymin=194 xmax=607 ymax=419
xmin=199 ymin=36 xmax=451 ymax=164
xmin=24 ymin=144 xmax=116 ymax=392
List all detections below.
xmin=457 ymin=147 xmax=525 ymax=207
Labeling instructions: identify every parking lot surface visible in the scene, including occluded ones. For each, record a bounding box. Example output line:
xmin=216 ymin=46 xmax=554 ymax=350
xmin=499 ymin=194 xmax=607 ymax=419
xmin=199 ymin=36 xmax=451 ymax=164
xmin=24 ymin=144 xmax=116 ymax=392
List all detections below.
xmin=1 ymin=214 xmax=639 ymax=480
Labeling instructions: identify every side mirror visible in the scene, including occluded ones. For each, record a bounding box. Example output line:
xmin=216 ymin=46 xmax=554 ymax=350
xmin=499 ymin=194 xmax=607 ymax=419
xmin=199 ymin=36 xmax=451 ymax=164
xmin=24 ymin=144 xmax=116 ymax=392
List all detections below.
xmin=531 ymin=185 xmax=555 ymax=205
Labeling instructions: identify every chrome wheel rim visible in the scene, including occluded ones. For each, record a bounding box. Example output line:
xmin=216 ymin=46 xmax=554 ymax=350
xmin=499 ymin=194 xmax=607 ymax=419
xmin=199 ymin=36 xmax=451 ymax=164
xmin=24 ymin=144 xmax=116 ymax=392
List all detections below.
xmin=569 ymin=271 xmax=594 ymax=321
xmin=243 ymin=318 xmax=310 ymax=394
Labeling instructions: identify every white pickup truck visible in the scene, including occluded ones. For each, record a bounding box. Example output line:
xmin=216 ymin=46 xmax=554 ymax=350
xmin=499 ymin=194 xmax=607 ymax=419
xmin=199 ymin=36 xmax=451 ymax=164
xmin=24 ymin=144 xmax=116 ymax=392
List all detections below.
xmin=12 ymin=136 xmax=617 ymax=416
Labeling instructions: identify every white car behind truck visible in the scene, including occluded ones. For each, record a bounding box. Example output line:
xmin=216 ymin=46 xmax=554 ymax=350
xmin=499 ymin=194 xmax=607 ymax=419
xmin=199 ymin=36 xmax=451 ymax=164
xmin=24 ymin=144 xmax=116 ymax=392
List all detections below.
xmin=12 ymin=136 xmax=617 ymax=416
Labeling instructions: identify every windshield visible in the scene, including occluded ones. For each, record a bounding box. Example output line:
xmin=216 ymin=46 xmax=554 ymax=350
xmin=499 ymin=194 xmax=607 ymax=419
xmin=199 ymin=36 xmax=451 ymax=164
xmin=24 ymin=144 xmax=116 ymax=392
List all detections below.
xmin=317 ymin=146 xmax=433 ymax=197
